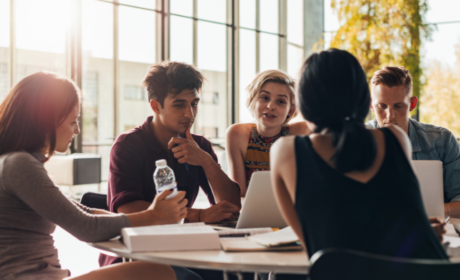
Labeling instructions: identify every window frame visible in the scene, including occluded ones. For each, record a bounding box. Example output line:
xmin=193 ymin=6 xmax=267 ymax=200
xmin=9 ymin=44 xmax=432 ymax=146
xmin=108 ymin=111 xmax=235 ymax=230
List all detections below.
xmin=5 ymin=0 xmax=308 ymax=152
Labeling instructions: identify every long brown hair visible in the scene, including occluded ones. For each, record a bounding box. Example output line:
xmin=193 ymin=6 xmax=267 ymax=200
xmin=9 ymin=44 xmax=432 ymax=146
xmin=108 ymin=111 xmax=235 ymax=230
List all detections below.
xmin=0 ymin=71 xmax=81 ymax=159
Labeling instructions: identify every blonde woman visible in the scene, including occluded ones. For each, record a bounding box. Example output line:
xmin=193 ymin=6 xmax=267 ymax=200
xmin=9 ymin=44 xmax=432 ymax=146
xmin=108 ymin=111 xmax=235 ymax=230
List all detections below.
xmin=226 ymin=70 xmax=310 ymax=197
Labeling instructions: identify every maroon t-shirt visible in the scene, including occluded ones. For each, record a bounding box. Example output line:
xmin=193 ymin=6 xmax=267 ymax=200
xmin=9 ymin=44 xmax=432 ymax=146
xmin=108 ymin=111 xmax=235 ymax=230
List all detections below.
xmin=100 ymin=116 xmax=218 ymax=266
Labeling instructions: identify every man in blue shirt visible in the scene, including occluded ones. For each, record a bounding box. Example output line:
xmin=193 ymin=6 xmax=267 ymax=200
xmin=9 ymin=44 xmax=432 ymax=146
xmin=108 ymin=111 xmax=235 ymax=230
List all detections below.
xmin=367 ymin=66 xmax=460 ymax=218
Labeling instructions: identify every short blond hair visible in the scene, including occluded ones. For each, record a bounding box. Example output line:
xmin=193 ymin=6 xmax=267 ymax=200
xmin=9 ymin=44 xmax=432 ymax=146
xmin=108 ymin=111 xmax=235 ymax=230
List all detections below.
xmin=371 ymin=66 xmax=413 ymax=96
xmin=245 ymin=70 xmax=297 ymax=124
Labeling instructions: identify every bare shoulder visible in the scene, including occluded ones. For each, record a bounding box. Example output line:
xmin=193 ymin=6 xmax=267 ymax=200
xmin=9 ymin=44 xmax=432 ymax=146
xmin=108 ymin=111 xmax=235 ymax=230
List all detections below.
xmin=271 ymin=135 xmax=296 ymax=161
xmin=226 ymin=123 xmax=253 ymax=138
xmin=226 ymin=123 xmax=253 ymax=154
xmin=288 ymin=121 xmax=310 ymax=136
xmin=271 ymin=136 xmax=298 ymax=201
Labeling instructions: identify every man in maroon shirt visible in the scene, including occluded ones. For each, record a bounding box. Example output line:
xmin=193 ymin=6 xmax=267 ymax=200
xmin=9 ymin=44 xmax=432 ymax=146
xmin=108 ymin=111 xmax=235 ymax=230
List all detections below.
xmin=100 ymin=62 xmax=241 ymax=273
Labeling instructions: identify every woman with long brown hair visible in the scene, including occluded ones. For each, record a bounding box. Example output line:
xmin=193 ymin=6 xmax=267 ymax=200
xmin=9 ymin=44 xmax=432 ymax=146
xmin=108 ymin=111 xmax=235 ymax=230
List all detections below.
xmin=0 ymin=72 xmax=194 ymax=280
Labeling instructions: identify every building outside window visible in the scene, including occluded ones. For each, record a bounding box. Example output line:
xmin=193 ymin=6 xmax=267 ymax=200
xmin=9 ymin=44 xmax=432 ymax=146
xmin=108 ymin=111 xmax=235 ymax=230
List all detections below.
xmin=2 ymin=0 xmax=320 ymax=177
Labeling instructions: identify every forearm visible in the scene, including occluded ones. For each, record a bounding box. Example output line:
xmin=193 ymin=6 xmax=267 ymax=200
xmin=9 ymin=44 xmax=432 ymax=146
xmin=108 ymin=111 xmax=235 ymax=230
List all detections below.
xmin=445 ymin=202 xmax=460 ymax=218
xmin=92 ymin=209 xmax=114 ymax=215
xmin=117 ymin=200 xmax=151 ymax=214
xmin=186 ymin=208 xmax=201 ymax=223
xmin=201 ymin=156 xmax=241 ymax=208
xmin=126 ymin=210 xmax=161 ymax=227
xmin=228 ymin=161 xmax=247 ymax=197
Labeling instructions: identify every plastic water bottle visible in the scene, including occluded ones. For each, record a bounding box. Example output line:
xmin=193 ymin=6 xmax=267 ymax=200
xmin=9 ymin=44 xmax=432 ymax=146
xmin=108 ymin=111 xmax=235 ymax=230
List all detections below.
xmin=153 ymin=159 xmax=178 ymax=200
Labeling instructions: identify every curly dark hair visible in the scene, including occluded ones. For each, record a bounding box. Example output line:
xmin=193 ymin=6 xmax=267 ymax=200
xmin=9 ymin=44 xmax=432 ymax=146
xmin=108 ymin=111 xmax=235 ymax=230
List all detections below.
xmin=143 ymin=61 xmax=204 ymax=107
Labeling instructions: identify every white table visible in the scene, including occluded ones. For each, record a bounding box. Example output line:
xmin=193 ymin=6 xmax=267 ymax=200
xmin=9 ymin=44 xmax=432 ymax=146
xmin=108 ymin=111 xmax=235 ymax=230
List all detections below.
xmin=89 ymin=224 xmax=460 ymax=279
xmin=88 ymin=239 xmax=309 ymax=279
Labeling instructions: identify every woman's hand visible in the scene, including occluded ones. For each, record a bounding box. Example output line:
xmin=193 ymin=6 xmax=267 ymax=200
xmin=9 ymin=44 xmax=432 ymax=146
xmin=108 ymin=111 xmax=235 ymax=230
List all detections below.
xmin=148 ymin=189 xmax=188 ymax=225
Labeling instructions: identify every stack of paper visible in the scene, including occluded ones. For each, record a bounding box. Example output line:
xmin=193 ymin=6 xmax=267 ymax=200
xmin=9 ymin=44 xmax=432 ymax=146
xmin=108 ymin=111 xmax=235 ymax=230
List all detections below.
xmin=219 ymin=226 xmax=302 ymax=252
xmin=216 ymin=227 xmax=273 ymax=237
xmin=248 ymin=226 xmax=299 ymax=247
xmin=122 ymin=223 xmax=220 ymax=252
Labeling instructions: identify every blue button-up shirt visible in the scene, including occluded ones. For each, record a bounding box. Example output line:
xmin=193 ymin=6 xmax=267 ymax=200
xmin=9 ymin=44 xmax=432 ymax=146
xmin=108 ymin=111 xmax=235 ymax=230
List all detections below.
xmin=367 ymin=118 xmax=460 ymax=203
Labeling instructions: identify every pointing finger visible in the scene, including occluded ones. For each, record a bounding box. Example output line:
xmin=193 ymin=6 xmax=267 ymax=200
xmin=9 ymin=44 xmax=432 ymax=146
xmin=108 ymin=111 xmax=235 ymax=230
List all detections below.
xmin=167 ymin=137 xmax=187 ymax=149
xmin=186 ymin=126 xmax=194 ymax=141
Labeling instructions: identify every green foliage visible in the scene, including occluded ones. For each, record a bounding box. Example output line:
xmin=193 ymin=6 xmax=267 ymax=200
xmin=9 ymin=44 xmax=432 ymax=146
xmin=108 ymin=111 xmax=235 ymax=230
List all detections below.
xmin=420 ymin=41 xmax=460 ymax=137
xmin=329 ymin=0 xmax=431 ymax=101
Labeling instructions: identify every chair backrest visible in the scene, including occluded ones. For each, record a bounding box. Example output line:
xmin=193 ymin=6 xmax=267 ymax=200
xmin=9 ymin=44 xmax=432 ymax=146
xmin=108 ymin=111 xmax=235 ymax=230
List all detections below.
xmin=310 ymin=248 xmax=457 ymax=280
xmin=80 ymin=192 xmax=108 ymax=211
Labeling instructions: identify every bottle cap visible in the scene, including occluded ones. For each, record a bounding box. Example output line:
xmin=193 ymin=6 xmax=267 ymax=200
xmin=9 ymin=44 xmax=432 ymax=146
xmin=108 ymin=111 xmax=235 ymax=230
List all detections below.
xmin=155 ymin=159 xmax=167 ymax=167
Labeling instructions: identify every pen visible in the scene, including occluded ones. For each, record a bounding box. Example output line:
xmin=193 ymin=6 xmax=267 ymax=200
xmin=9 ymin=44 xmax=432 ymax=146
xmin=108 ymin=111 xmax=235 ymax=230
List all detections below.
xmin=219 ymin=233 xmax=251 ymax=238
xmin=445 ymin=216 xmax=450 ymax=224
xmin=178 ymin=134 xmax=189 ymax=171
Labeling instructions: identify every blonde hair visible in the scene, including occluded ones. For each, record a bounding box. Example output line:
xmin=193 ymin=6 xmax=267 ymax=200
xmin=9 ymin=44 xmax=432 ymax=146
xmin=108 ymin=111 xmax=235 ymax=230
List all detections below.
xmin=371 ymin=66 xmax=413 ymax=96
xmin=245 ymin=70 xmax=297 ymax=124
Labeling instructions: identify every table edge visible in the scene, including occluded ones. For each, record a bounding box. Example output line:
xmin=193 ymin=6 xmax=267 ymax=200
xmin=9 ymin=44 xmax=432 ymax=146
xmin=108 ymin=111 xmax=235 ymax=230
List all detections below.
xmin=88 ymin=242 xmax=309 ymax=274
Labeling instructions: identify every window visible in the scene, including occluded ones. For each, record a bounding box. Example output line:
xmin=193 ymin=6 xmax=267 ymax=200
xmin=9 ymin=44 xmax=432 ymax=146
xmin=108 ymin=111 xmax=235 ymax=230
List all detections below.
xmin=3 ymin=0 xmax=313 ymax=176
xmin=15 ymin=0 xmax=68 ymax=84
xmin=82 ymin=71 xmax=98 ymax=143
xmin=0 ymin=63 xmax=8 ymax=100
xmin=124 ymin=85 xmax=147 ymax=101
xmin=287 ymin=0 xmax=304 ymax=78
xmin=81 ymin=0 xmax=115 ymax=181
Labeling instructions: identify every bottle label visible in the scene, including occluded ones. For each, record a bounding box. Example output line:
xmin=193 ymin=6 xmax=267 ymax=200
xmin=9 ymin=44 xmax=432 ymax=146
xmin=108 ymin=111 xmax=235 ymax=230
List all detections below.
xmin=156 ymin=183 xmax=178 ymax=200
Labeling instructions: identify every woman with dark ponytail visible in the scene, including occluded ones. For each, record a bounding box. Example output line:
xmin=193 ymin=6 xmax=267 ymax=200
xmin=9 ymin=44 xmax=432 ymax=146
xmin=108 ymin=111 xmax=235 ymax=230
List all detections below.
xmin=271 ymin=49 xmax=448 ymax=260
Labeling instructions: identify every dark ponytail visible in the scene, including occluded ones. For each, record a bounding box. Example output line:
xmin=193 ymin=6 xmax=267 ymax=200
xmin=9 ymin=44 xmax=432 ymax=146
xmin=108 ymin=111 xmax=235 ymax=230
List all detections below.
xmin=299 ymin=49 xmax=377 ymax=173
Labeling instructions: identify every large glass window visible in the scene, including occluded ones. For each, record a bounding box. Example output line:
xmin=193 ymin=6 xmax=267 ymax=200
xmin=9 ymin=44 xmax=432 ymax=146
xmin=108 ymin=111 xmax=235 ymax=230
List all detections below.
xmin=170 ymin=16 xmax=193 ymax=64
xmin=119 ymin=0 xmax=156 ymax=10
xmin=196 ymin=21 xmax=227 ymax=139
xmin=170 ymin=0 xmax=193 ymax=17
xmin=260 ymin=33 xmax=279 ymax=71
xmin=15 ymin=0 xmax=68 ymax=83
xmin=239 ymin=29 xmax=256 ymax=123
xmin=81 ymin=0 xmax=114 ymax=181
xmin=118 ymin=5 xmax=156 ymax=134
xmin=260 ymin=0 xmax=279 ymax=34
xmin=3 ymin=0 xmax=308 ymax=178
xmin=287 ymin=0 xmax=304 ymax=78
xmin=197 ymin=0 xmax=226 ymax=23
xmin=239 ymin=0 xmax=256 ymax=29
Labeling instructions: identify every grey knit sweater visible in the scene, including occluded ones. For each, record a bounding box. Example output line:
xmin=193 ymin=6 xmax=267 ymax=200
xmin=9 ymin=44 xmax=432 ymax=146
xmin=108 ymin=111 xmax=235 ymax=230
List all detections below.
xmin=0 ymin=151 xmax=130 ymax=278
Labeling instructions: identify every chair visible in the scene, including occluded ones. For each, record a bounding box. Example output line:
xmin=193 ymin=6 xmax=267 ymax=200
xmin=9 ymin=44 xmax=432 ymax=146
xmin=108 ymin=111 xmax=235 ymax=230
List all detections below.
xmin=309 ymin=248 xmax=459 ymax=280
xmin=80 ymin=192 xmax=108 ymax=210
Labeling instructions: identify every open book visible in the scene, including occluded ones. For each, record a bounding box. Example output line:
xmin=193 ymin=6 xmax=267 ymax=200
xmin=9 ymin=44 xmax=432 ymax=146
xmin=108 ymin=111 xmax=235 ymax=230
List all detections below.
xmin=248 ymin=226 xmax=299 ymax=247
xmin=220 ymin=226 xmax=302 ymax=252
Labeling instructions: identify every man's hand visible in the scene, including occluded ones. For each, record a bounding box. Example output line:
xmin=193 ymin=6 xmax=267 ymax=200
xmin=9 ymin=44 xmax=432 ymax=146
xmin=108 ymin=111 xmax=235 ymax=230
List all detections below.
xmin=429 ymin=217 xmax=447 ymax=242
xmin=199 ymin=201 xmax=240 ymax=223
xmin=168 ymin=128 xmax=212 ymax=166
xmin=148 ymin=189 xmax=188 ymax=225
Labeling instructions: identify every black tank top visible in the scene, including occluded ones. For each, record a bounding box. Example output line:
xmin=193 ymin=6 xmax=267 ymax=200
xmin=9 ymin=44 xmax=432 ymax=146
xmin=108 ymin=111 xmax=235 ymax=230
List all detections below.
xmin=294 ymin=128 xmax=448 ymax=260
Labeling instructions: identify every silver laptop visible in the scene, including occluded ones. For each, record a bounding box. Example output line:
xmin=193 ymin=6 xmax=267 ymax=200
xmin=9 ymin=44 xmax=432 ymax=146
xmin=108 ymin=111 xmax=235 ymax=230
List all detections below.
xmin=236 ymin=171 xmax=288 ymax=229
xmin=412 ymin=160 xmax=444 ymax=218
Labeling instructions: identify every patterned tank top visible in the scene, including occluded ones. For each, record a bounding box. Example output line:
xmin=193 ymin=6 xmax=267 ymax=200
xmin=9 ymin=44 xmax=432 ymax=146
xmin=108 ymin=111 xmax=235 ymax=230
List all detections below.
xmin=244 ymin=124 xmax=290 ymax=186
